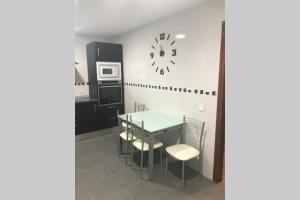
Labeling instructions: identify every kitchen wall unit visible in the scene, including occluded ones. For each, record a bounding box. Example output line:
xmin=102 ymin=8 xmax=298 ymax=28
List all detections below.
xmin=75 ymin=34 xmax=112 ymax=96
xmin=74 ymin=42 xmax=125 ymax=135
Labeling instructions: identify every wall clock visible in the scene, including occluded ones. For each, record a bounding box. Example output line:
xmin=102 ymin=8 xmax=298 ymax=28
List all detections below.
xmin=149 ymin=33 xmax=177 ymax=75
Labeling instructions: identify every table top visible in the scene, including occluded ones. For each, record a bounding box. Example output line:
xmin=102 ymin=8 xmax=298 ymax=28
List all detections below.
xmin=119 ymin=111 xmax=183 ymax=133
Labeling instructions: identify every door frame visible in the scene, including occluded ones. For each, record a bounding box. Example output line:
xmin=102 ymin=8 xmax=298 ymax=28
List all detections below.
xmin=213 ymin=21 xmax=225 ymax=183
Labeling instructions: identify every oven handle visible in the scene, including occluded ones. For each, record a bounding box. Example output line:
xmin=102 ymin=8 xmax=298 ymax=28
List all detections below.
xmin=99 ymin=85 xmax=122 ymax=88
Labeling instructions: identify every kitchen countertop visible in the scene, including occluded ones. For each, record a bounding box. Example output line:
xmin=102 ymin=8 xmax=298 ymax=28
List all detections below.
xmin=75 ymin=96 xmax=98 ymax=104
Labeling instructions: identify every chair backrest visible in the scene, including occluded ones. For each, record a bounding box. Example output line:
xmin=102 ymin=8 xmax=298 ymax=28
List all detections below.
xmin=134 ymin=102 xmax=146 ymax=112
xmin=129 ymin=115 xmax=145 ymax=151
xmin=116 ymin=110 xmax=129 ymax=131
xmin=183 ymin=116 xmax=205 ymax=151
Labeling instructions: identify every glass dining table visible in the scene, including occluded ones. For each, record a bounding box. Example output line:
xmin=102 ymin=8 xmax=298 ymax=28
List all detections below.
xmin=119 ymin=111 xmax=184 ymax=181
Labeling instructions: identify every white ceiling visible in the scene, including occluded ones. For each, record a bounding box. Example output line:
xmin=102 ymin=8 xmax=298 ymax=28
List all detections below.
xmin=75 ymin=0 xmax=206 ymax=37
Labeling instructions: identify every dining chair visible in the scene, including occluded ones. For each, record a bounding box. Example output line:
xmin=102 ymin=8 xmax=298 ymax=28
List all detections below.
xmin=117 ymin=110 xmax=137 ymax=165
xmin=120 ymin=102 xmax=145 ymax=129
xmin=165 ymin=116 xmax=205 ymax=187
xmin=134 ymin=102 xmax=146 ymax=112
xmin=129 ymin=115 xmax=164 ymax=179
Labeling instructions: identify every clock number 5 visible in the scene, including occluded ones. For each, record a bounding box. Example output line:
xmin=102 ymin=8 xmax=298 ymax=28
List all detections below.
xmin=160 ymin=69 xmax=164 ymax=75
xmin=160 ymin=33 xmax=165 ymax=40
xmin=172 ymin=49 xmax=177 ymax=56
xmin=150 ymin=52 xmax=154 ymax=59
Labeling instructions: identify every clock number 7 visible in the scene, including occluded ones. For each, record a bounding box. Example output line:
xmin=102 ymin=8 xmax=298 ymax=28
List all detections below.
xmin=160 ymin=33 xmax=165 ymax=40
xmin=150 ymin=52 xmax=154 ymax=59
xmin=172 ymin=49 xmax=177 ymax=56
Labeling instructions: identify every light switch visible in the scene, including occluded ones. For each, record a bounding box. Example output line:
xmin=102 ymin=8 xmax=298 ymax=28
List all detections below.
xmin=198 ymin=104 xmax=205 ymax=112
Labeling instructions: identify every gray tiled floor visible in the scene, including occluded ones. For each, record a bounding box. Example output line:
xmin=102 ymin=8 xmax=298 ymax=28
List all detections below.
xmin=76 ymin=127 xmax=225 ymax=200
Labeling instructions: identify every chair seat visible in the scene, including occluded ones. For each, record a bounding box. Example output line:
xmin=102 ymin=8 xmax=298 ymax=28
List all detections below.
xmin=122 ymin=122 xmax=131 ymax=128
xmin=133 ymin=138 xmax=163 ymax=151
xmin=166 ymin=144 xmax=199 ymax=161
xmin=120 ymin=131 xmax=136 ymax=141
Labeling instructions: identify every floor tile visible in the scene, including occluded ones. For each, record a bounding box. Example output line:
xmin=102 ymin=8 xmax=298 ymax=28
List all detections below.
xmin=76 ymin=155 xmax=102 ymax=174
xmin=76 ymin=164 xmax=111 ymax=189
xmin=86 ymin=169 xmax=140 ymax=200
xmin=105 ymin=190 xmax=133 ymax=200
xmin=76 ymin=188 xmax=91 ymax=200
xmin=127 ymin=180 xmax=169 ymax=200
xmin=155 ymin=193 xmax=173 ymax=200
xmin=103 ymin=157 xmax=129 ymax=175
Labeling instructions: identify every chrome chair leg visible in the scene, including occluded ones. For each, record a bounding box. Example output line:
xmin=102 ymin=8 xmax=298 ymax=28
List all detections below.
xmin=166 ymin=153 xmax=168 ymax=176
xmin=140 ymin=150 xmax=144 ymax=179
xmin=182 ymin=161 xmax=185 ymax=187
xmin=160 ymin=148 xmax=163 ymax=172
xmin=119 ymin=137 xmax=124 ymax=156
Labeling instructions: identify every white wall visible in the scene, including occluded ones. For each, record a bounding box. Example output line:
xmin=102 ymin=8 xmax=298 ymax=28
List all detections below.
xmin=113 ymin=0 xmax=224 ymax=179
xmin=75 ymin=34 xmax=111 ymax=96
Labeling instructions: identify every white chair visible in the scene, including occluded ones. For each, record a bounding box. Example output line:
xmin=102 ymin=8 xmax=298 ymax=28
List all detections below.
xmin=129 ymin=115 xmax=163 ymax=179
xmin=165 ymin=117 xmax=205 ymax=187
xmin=117 ymin=110 xmax=137 ymax=166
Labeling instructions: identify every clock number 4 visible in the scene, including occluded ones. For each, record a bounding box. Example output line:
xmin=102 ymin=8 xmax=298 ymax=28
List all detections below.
xmin=160 ymin=33 xmax=165 ymax=40
xmin=172 ymin=49 xmax=176 ymax=56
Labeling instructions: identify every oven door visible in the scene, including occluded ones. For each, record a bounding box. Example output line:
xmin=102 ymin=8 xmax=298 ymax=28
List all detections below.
xmin=98 ymin=84 xmax=122 ymax=106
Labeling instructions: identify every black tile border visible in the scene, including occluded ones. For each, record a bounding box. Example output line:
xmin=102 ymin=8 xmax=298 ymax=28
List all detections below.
xmin=123 ymin=82 xmax=217 ymax=96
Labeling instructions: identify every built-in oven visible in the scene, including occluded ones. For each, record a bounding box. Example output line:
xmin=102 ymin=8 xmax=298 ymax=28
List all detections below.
xmin=98 ymin=83 xmax=122 ymax=106
xmin=96 ymin=62 xmax=121 ymax=81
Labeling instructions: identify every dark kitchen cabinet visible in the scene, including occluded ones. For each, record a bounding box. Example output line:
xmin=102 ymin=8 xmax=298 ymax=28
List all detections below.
xmin=75 ymin=102 xmax=125 ymax=135
xmin=75 ymin=102 xmax=98 ymax=135
xmin=96 ymin=104 xmax=124 ymax=129
xmin=86 ymin=42 xmax=123 ymax=77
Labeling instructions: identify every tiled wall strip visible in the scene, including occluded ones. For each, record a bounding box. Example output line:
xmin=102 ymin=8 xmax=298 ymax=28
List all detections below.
xmin=124 ymin=82 xmax=217 ymax=96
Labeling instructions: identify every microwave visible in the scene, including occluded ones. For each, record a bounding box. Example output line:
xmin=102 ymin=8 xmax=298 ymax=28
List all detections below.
xmin=96 ymin=62 xmax=121 ymax=81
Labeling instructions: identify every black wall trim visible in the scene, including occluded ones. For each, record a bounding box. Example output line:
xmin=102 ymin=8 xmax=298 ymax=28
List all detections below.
xmin=124 ymin=82 xmax=217 ymax=96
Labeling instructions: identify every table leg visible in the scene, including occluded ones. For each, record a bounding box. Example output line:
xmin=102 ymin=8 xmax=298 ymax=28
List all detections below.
xmin=148 ymin=135 xmax=154 ymax=181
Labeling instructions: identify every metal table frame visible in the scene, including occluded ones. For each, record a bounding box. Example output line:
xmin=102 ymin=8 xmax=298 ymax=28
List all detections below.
xmin=119 ymin=111 xmax=184 ymax=181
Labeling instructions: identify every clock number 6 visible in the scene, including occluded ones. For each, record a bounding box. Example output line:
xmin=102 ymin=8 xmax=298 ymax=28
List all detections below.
xmin=172 ymin=49 xmax=177 ymax=56
xmin=160 ymin=69 xmax=164 ymax=75
xmin=160 ymin=33 xmax=165 ymax=40
xmin=150 ymin=52 xmax=154 ymax=59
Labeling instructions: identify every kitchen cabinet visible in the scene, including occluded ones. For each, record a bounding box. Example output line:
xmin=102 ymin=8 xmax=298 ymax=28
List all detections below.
xmin=75 ymin=101 xmax=124 ymax=135
xmin=86 ymin=42 xmax=123 ymax=86
xmin=96 ymin=104 xmax=124 ymax=129
xmin=75 ymin=102 xmax=98 ymax=135
xmin=95 ymin=43 xmax=123 ymax=62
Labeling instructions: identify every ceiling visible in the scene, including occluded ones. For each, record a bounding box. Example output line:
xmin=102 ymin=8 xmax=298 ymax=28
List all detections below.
xmin=75 ymin=0 xmax=206 ymax=37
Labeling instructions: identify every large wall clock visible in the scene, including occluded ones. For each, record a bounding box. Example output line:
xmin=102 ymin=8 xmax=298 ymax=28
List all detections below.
xmin=149 ymin=33 xmax=177 ymax=75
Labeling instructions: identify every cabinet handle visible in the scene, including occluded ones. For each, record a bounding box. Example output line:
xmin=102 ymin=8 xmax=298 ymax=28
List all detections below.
xmin=97 ymin=48 xmax=99 ymax=56
xmin=107 ymin=106 xmax=115 ymax=109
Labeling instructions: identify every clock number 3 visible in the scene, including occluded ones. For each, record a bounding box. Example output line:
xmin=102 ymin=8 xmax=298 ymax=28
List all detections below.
xmin=172 ymin=49 xmax=176 ymax=56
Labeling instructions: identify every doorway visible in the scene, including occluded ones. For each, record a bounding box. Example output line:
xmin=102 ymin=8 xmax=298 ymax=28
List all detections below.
xmin=213 ymin=21 xmax=225 ymax=183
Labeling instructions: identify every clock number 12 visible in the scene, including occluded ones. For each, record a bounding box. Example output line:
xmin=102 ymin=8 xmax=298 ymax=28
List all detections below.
xmin=160 ymin=33 xmax=165 ymax=40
